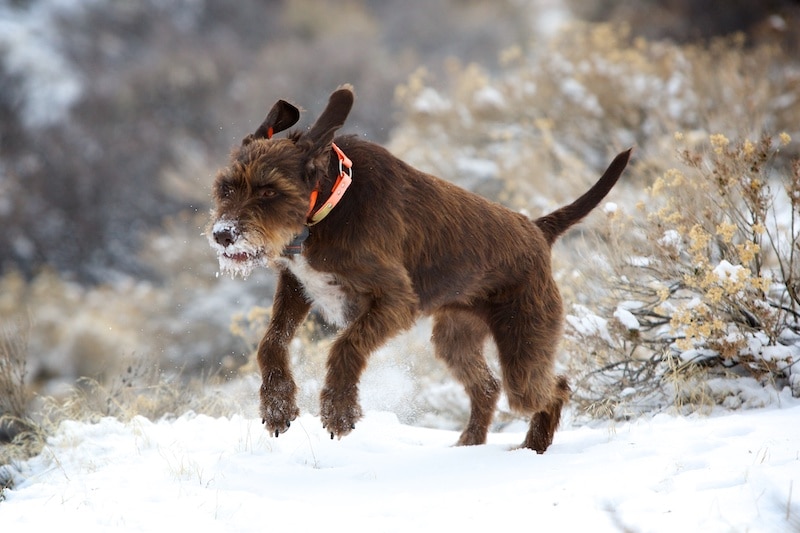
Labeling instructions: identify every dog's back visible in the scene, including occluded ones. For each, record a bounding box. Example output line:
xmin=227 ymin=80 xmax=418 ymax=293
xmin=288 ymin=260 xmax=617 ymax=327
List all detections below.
xmin=312 ymin=135 xmax=628 ymax=312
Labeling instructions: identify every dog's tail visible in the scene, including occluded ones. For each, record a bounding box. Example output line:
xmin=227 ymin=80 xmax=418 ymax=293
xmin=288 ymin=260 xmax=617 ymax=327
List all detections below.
xmin=534 ymin=148 xmax=632 ymax=245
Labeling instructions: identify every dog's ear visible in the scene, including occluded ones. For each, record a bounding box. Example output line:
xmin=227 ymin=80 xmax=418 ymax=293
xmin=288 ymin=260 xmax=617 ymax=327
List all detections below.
xmin=242 ymin=100 xmax=300 ymax=146
xmin=305 ymin=84 xmax=354 ymax=153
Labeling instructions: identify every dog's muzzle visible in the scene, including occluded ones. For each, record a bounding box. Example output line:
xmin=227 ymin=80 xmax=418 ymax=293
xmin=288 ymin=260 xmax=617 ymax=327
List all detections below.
xmin=209 ymin=219 xmax=266 ymax=278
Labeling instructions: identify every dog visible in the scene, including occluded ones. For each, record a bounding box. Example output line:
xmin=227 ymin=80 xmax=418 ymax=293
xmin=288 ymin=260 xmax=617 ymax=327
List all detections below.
xmin=208 ymin=84 xmax=630 ymax=452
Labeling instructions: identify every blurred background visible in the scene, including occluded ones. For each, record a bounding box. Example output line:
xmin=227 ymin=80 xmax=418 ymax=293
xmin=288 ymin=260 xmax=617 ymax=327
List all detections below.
xmin=1 ymin=0 xmax=799 ymax=425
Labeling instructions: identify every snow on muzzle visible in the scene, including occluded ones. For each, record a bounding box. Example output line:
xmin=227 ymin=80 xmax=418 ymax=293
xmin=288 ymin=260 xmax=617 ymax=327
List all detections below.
xmin=209 ymin=218 xmax=267 ymax=279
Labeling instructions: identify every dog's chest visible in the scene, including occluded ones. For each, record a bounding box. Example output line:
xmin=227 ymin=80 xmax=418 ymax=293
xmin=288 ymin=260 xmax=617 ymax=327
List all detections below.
xmin=277 ymin=256 xmax=351 ymax=328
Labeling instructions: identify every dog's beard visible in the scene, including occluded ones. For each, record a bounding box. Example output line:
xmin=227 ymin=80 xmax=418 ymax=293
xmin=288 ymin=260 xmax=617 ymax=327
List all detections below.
xmin=208 ymin=219 xmax=269 ymax=279
xmin=208 ymin=218 xmax=302 ymax=279
xmin=213 ymin=239 xmax=267 ymax=279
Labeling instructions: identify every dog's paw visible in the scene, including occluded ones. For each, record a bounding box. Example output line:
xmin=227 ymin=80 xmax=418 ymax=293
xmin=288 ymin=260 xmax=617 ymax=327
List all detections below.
xmin=319 ymin=386 xmax=363 ymax=439
xmin=455 ymin=427 xmax=489 ymax=447
xmin=260 ymin=378 xmax=299 ymax=438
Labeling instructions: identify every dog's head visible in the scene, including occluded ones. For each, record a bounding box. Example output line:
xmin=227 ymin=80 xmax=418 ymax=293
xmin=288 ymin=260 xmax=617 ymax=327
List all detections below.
xmin=208 ymin=85 xmax=354 ymax=277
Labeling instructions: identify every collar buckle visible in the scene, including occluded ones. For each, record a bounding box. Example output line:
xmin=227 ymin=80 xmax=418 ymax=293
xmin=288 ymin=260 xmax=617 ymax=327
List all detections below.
xmin=281 ymin=226 xmax=309 ymax=256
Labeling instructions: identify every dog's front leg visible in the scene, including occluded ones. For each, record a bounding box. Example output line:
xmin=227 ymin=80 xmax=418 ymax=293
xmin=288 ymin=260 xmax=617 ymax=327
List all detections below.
xmin=258 ymin=269 xmax=311 ymax=437
xmin=320 ymin=275 xmax=417 ymax=439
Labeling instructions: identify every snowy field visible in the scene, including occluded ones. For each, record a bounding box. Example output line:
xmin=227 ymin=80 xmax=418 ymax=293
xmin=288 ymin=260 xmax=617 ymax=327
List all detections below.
xmin=2 ymin=393 xmax=799 ymax=532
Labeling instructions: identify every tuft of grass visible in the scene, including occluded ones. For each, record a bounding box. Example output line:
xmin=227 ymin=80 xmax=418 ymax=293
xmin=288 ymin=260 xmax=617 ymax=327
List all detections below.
xmin=0 ymin=320 xmax=34 ymax=441
xmin=37 ymin=352 xmax=250 ymax=426
xmin=0 ymin=319 xmax=46 ymax=494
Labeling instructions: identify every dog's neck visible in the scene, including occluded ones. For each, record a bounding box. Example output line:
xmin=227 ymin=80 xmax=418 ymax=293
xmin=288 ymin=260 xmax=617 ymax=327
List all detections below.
xmin=281 ymin=143 xmax=353 ymax=257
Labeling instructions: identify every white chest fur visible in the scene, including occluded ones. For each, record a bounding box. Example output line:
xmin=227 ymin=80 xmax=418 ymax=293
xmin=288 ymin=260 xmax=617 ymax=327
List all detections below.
xmin=276 ymin=256 xmax=350 ymax=328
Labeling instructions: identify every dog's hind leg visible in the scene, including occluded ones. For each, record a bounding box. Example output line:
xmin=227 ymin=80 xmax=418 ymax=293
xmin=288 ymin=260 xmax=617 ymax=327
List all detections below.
xmin=487 ymin=285 xmax=568 ymax=453
xmin=432 ymin=308 xmax=500 ymax=446
xmin=521 ymin=375 xmax=570 ymax=453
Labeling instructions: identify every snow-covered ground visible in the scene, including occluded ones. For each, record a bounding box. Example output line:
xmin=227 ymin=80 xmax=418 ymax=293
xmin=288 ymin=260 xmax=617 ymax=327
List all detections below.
xmin=3 ymin=393 xmax=799 ymax=532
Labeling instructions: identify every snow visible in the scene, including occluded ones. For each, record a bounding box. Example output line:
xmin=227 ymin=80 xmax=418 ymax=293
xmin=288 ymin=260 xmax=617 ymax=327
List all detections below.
xmin=566 ymin=304 xmax=614 ymax=345
xmin=455 ymin=157 xmax=499 ymax=180
xmin=559 ymin=78 xmax=603 ymax=117
xmin=530 ymin=0 xmax=571 ymax=39
xmin=0 ymin=0 xmax=92 ymax=128
xmin=472 ymin=85 xmax=506 ymax=111
xmin=679 ymin=348 xmax=724 ymax=364
xmin=2 ymin=398 xmax=800 ymax=532
xmin=628 ymin=255 xmax=652 ymax=267
xmin=658 ymin=229 xmax=682 ymax=249
xmin=208 ymin=219 xmax=268 ymax=280
xmin=413 ymin=87 xmax=452 ymax=114
xmin=712 ymin=260 xmax=747 ymax=283
xmin=613 ymin=306 xmax=640 ymax=331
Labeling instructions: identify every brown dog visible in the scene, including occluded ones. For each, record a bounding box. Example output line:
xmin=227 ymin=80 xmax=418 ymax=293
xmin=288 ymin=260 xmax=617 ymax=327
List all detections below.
xmin=208 ymin=85 xmax=630 ymax=452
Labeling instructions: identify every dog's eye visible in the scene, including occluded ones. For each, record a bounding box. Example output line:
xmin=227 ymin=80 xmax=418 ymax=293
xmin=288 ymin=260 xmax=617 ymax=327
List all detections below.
xmin=218 ymin=184 xmax=234 ymax=199
xmin=258 ymin=187 xmax=278 ymax=199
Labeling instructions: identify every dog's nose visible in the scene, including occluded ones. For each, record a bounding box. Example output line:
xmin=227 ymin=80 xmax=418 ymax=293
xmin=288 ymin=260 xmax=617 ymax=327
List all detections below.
xmin=214 ymin=228 xmax=236 ymax=247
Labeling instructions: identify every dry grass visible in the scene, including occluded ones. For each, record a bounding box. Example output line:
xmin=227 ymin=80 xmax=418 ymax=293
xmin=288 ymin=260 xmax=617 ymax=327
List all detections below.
xmin=0 ymin=320 xmax=43 ymax=481
xmin=0 ymin=320 xmax=33 ymax=436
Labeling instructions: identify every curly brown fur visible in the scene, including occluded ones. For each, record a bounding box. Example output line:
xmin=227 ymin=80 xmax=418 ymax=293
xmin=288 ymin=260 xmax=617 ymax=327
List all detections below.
xmin=208 ymin=84 xmax=631 ymax=452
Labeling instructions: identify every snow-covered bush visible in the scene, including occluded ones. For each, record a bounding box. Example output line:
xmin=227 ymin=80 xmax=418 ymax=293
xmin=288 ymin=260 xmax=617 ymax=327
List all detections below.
xmin=569 ymin=133 xmax=799 ymax=417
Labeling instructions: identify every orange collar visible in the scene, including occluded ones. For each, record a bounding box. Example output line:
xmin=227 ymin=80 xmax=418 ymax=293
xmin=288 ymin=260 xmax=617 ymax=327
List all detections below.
xmin=305 ymin=142 xmax=353 ymax=226
xmin=265 ymin=126 xmax=352 ymax=227
xmin=281 ymin=143 xmax=353 ymax=256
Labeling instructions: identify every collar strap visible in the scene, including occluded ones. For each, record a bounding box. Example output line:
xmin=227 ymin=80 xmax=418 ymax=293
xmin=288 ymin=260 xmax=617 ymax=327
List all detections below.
xmin=305 ymin=142 xmax=353 ymax=226
xmin=281 ymin=143 xmax=353 ymax=257
xmin=266 ymin=129 xmax=353 ymax=225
